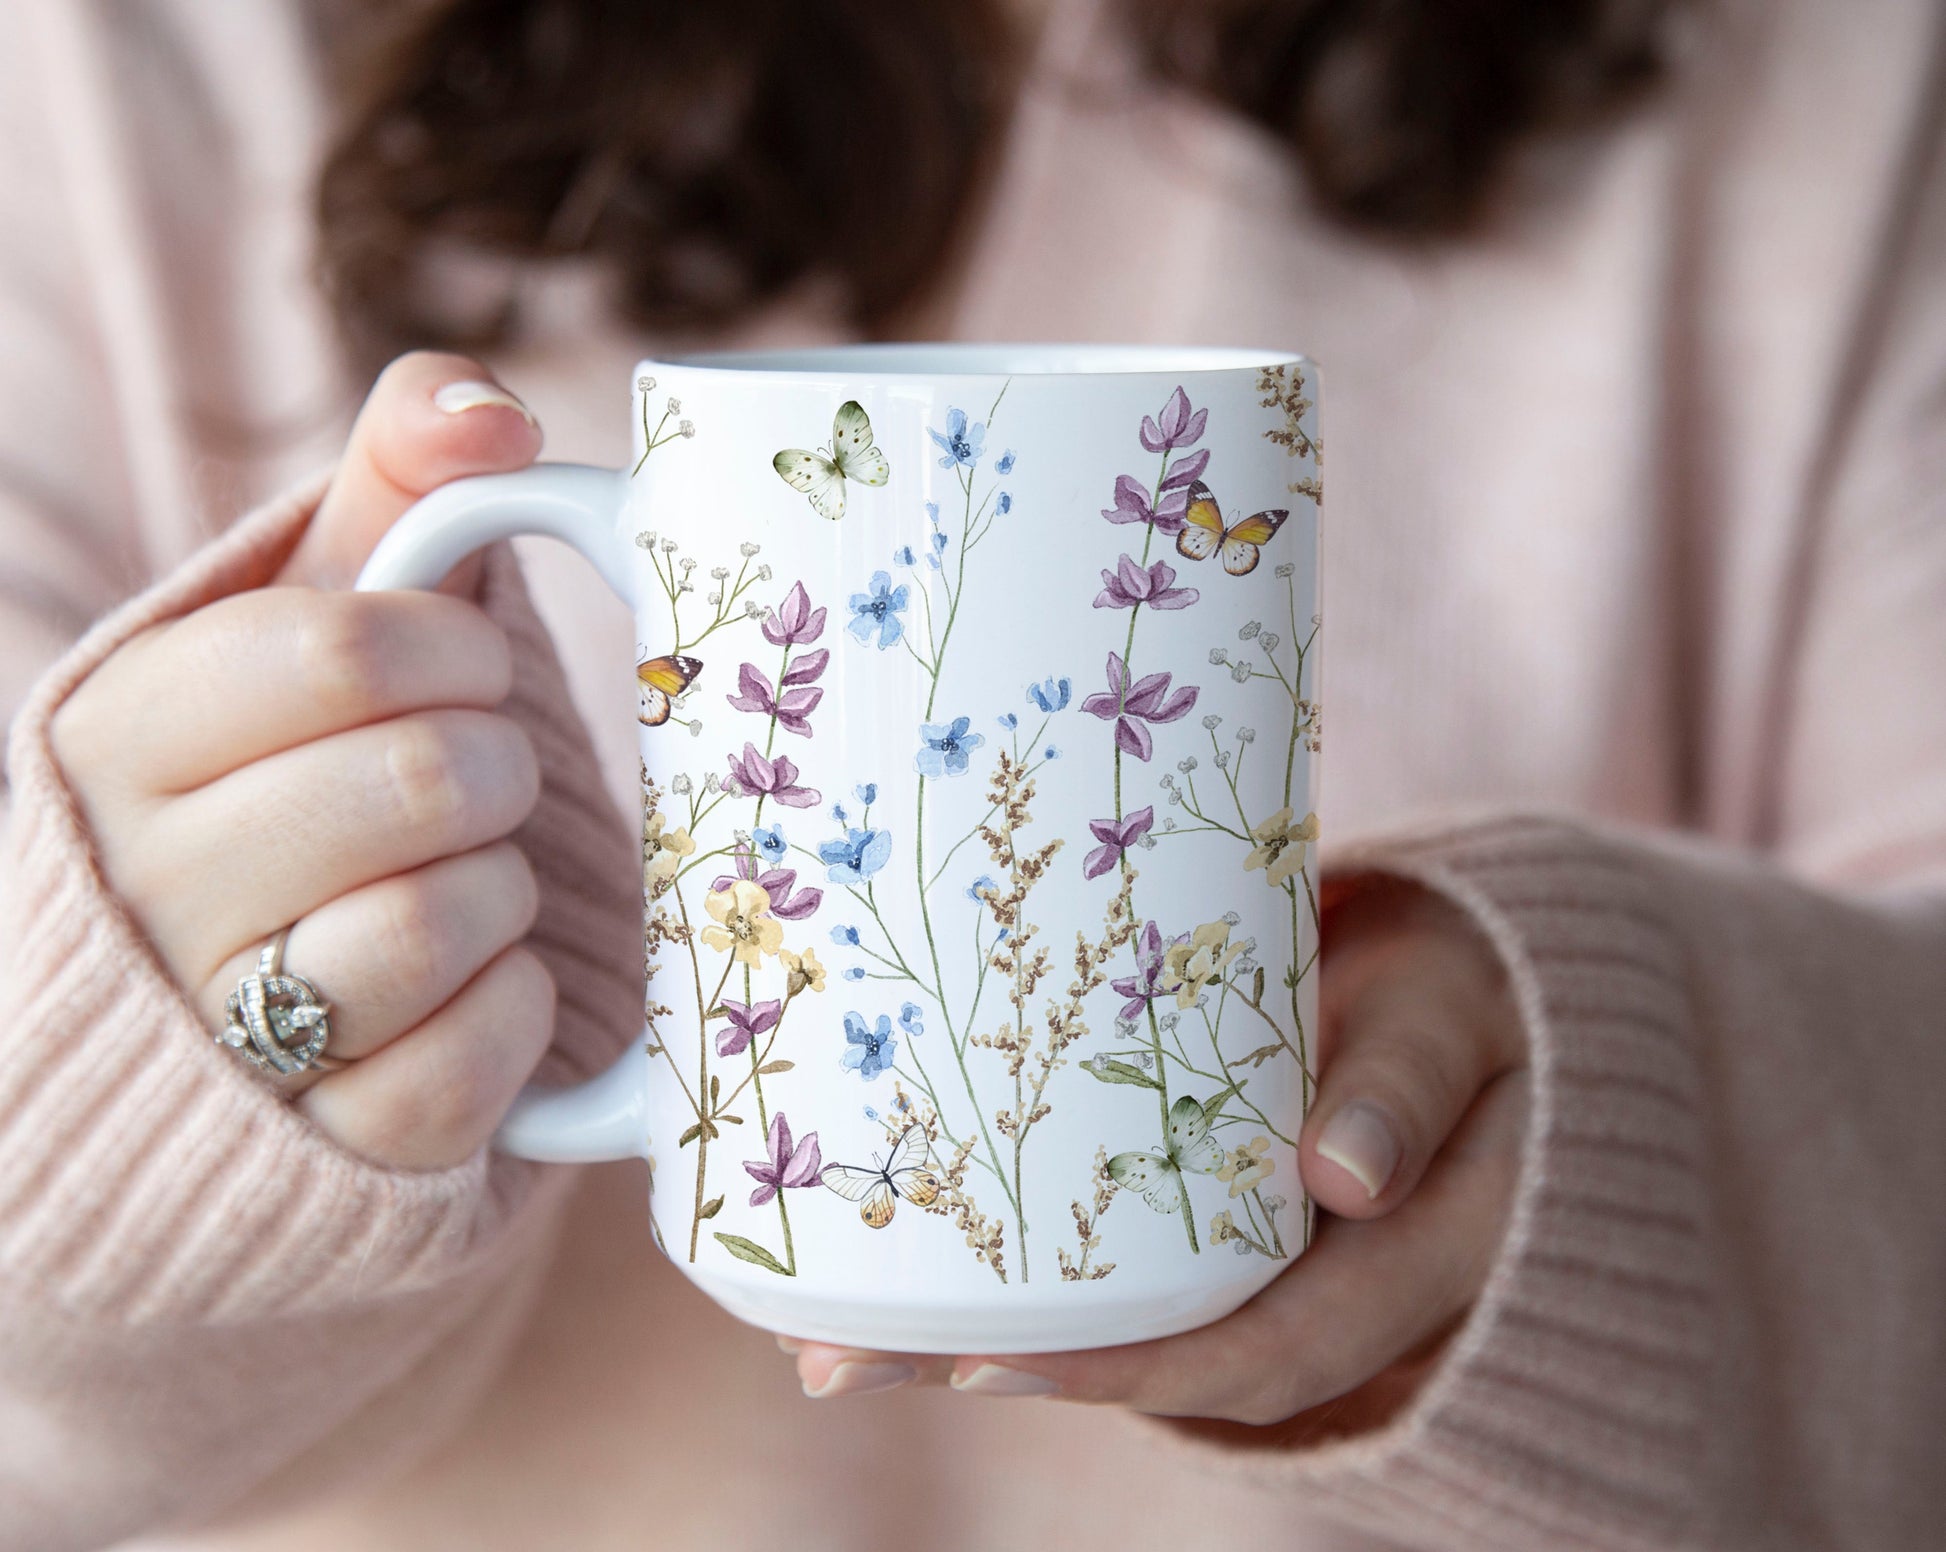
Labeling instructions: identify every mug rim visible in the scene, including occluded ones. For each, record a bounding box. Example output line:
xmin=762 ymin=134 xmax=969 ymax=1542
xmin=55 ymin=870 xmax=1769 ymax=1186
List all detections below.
xmin=646 ymin=341 xmax=1313 ymax=381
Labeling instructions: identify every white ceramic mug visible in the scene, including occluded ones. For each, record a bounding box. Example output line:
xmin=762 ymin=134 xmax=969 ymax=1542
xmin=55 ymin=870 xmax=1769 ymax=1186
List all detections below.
xmin=357 ymin=344 xmax=1323 ymax=1353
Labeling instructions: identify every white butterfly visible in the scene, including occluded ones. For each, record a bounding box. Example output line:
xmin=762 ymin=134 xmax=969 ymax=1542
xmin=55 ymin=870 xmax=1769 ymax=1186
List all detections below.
xmin=1107 ymin=1093 xmax=1227 ymax=1213
xmin=772 ymin=400 xmax=890 ymax=521
xmin=822 ymin=1122 xmax=941 ymax=1228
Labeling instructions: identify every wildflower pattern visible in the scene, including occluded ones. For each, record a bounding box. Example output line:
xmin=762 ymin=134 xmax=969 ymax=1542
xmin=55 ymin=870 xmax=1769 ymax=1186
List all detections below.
xmin=634 ymin=368 xmax=1320 ymax=1286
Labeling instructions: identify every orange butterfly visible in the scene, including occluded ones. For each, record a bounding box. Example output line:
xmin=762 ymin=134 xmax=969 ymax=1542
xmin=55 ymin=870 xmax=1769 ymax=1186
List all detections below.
xmin=1175 ymin=481 xmax=1289 ymax=577
xmin=637 ymin=652 xmax=702 ymax=727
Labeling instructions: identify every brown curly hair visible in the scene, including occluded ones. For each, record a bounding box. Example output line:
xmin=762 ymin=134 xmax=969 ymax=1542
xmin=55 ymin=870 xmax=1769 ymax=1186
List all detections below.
xmin=315 ymin=0 xmax=1676 ymax=368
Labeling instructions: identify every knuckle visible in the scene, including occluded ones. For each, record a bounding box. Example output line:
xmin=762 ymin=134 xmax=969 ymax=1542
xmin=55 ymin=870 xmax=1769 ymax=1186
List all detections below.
xmin=370 ymin=877 xmax=457 ymax=991
xmin=294 ymin=595 xmax=400 ymax=713
xmin=382 ymin=717 xmax=474 ymax=836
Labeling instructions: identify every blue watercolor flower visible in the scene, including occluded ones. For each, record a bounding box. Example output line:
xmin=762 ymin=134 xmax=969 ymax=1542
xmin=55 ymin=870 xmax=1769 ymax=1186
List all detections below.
xmin=998 ymin=712 xmax=1018 ymax=731
xmin=893 ymin=544 xmax=917 ymax=567
xmin=841 ymin=1012 xmax=898 ymax=1080
xmin=927 ymin=530 xmax=949 ymax=570
xmin=751 ymin=824 xmax=787 ymax=865
xmin=843 ymin=966 xmax=867 ymax=981
xmin=928 ymin=407 xmax=985 ymax=469
xmin=995 ymin=450 xmax=1016 ymax=475
xmin=899 ymin=1002 xmax=925 ymax=1037
xmin=830 ymin=924 xmax=861 ymax=946
xmin=830 ymin=802 xmax=848 ymax=825
xmin=995 ymin=492 xmax=1012 ymax=515
xmin=926 ymin=501 xmax=942 ymax=527
xmin=1028 ymin=676 xmax=1072 ymax=713
xmin=966 ymin=874 xmax=999 ymax=902
xmin=854 ymin=782 xmax=878 ymax=806
xmin=847 ymin=571 xmax=909 ymax=650
xmin=1044 ymin=745 xmax=1062 ymax=760
xmin=819 ymin=826 xmax=893 ymax=884
xmin=915 ymin=716 xmax=984 ymax=778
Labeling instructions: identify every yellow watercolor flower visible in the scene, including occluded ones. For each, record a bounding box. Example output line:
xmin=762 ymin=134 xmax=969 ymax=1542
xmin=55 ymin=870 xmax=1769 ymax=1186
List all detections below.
xmin=1160 ymin=919 xmax=1244 ymax=1008
xmin=1216 ymin=1135 xmax=1275 ymax=1197
xmin=1209 ymin=1209 xmax=1240 ymax=1245
xmin=700 ymin=878 xmax=782 ymax=966
xmin=643 ymin=811 xmax=696 ymax=886
xmin=782 ymin=946 xmax=826 ymax=995
xmin=1242 ymin=808 xmax=1319 ymax=889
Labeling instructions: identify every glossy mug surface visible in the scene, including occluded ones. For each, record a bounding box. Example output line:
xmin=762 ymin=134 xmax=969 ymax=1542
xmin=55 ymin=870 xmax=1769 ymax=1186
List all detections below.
xmin=358 ymin=344 xmax=1324 ymax=1353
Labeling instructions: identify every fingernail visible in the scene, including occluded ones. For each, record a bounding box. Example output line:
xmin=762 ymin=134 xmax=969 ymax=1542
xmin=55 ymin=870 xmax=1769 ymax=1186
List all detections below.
xmin=774 ymin=1335 xmax=803 ymax=1355
xmin=433 ymin=380 xmax=536 ymax=426
xmin=803 ymin=1361 xmax=916 ymax=1400
xmin=1316 ymin=1100 xmax=1401 ymax=1198
xmin=950 ymin=1364 xmax=1060 ymax=1397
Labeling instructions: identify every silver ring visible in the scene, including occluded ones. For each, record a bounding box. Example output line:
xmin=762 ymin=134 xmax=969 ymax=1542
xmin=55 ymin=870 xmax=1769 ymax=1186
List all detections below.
xmin=217 ymin=927 xmax=343 ymax=1076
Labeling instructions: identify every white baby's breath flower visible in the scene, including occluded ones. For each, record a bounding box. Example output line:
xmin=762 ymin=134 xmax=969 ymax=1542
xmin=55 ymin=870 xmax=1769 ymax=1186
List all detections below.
xmin=710 ymin=566 xmax=729 ymax=580
xmin=1136 ymin=832 xmax=1158 ymax=850
xmin=704 ymin=772 xmax=721 ymax=792
xmin=1214 ymin=748 xmax=1231 ymax=769
xmin=1202 ymin=713 xmax=1222 ymax=730
xmin=1275 ymin=562 xmax=1295 ymax=578
xmin=679 ymin=556 xmax=697 ymax=572
xmin=679 ymin=420 xmax=696 ymax=438
xmin=660 ymin=538 xmax=678 ymax=553
xmin=634 ymin=530 xmax=656 ymax=549
xmin=1259 ymin=632 xmax=1281 ymax=654
xmin=740 ymin=541 xmax=761 ymax=557
xmin=756 ymin=563 xmax=774 ymax=581
xmin=688 ymin=719 xmax=703 ymax=738
xmin=1238 ymin=620 xmax=1261 ymax=640
xmin=1237 ymin=726 xmax=1257 ymax=744
xmin=1159 ymin=1012 xmax=1180 ymax=1032
xmin=744 ymin=600 xmax=765 ymax=619
xmin=637 ymin=374 xmax=656 ymax=393
xmin=1177 ymin=756 xmax=1197 ymax=773
xmin=1230 ymin=662 xmax=1252 ymax=684
xmin=677 ymin=580 xmax=694 ymax=594
xmin=1208 ymin=648 xmax=1229 ymax=666
xmin=667 ymin=396 xmax=682 ymax=414
xmin=1161 ymin=817 xmax=1177 ymax=832
xmin=1221 ymin=910 xmax=1242 ymax=926
xmin=670 ymin=773 xmax=693 ymax=795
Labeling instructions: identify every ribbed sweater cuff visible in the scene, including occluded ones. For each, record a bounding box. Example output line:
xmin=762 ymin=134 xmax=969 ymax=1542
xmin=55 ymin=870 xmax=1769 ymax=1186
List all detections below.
xmin=0 ymin=475 xmax=630 ymax=1325
xmin=1221 ymin=814 xmax=1714 ymax=1550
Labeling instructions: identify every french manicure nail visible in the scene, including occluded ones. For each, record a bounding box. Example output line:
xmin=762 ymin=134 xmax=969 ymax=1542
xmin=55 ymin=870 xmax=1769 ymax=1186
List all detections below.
xmin=1316 ymin=1100 xmax=1401 ymax=1198
xmin=774 ymin=1335 xmax=803 ymax=1355
xmin=950 ymin=1364 xmax=1060 ymax=1397
xmin=803 ymin=1361 xmax=916 ymax=1400
xmin=433 ymin=380 xmax=536 ymax=425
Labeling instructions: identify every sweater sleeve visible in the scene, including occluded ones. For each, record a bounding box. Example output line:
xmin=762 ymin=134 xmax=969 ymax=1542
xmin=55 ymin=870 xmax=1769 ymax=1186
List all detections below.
xmin=0 ymin=481 xmax=643 ymax=1550
xmin=1179 ymin=26 xmax=1946 ymax=1552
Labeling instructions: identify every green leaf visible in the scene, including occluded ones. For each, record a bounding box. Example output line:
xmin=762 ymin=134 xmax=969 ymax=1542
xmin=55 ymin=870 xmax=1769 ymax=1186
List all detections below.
xmin=714 ymin=1233 xmax=791 ymax=1276
xmin=717 ymin=1113 xmax=744 ymax=1126
xmin=1252 ymin=966 xmax=1266 ymax=1003
xmin=758 ymin=1060 xmax=794 ymax=1075
xmin=698 ymin=1195 xmax=724 ymax=1221
xmin=701 ymin=1118 xmax=720 ymax=1141
xmin=1085 ymin=1060 xmax=1162 ymax=1090
xmin=709 ymin=1074 xmax=721 ymax=1104
xmin=1200 ymin=1082 xmax=1241 ymax=1123
xmin=678 ymin=1122 xmax=703 ymax=1148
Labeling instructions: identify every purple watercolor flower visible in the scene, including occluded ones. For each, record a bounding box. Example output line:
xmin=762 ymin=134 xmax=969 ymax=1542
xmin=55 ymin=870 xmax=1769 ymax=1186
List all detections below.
xmin=1140 ymin=387 xmax=1208 ymax=453
xmin=715 ymin=997 xmax=782 ymax=1057
xmin=1100 ymin=474 xmax=1189 ymax=535
xmin=1093 ymin=554 xmax=1200 ymax=612
xmin=744 ymin=1111 xmax=825 ymax=1205
xmin=1110 ymin=920 xmax=1174 ymax=1019
xmin=725 ymin=743 xmax=822 ymax=808
xmin=1080 ymin=653 xmax=1200 ymax=762
xmin=762 ymin=581 xmax=827 ymax=647
xmin=1159 ymin=448 xmax=1211 ymax=490
xmin=1083 ymin=806 xmax=1155 ymax=880
xmin=725 ymin=661 xmax=823 ymax=737
xmin=713 ymin=847 xmax=823 ymax=921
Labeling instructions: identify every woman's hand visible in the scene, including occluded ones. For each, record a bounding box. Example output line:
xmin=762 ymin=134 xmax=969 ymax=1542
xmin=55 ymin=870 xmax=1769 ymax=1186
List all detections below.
xmin=784 ymin=882 xmax=1530 ymax=1431
xmin=48 ymin=353 xmax=556 ymax=1170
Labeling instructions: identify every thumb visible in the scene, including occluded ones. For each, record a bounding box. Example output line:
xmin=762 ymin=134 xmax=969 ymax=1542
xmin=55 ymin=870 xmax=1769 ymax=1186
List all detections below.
xmin=279 ymin=351 xmax=542 ymax=589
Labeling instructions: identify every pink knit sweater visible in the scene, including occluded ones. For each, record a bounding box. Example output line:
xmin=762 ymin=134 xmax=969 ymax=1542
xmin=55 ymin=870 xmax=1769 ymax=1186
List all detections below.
xmin=3 ymin=1 xmax=1944 ymax=1549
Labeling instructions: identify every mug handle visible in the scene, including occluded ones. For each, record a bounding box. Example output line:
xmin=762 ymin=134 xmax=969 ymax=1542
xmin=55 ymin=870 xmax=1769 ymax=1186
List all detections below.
xmin=355 ymin=462 xmax=656 ymax=1164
